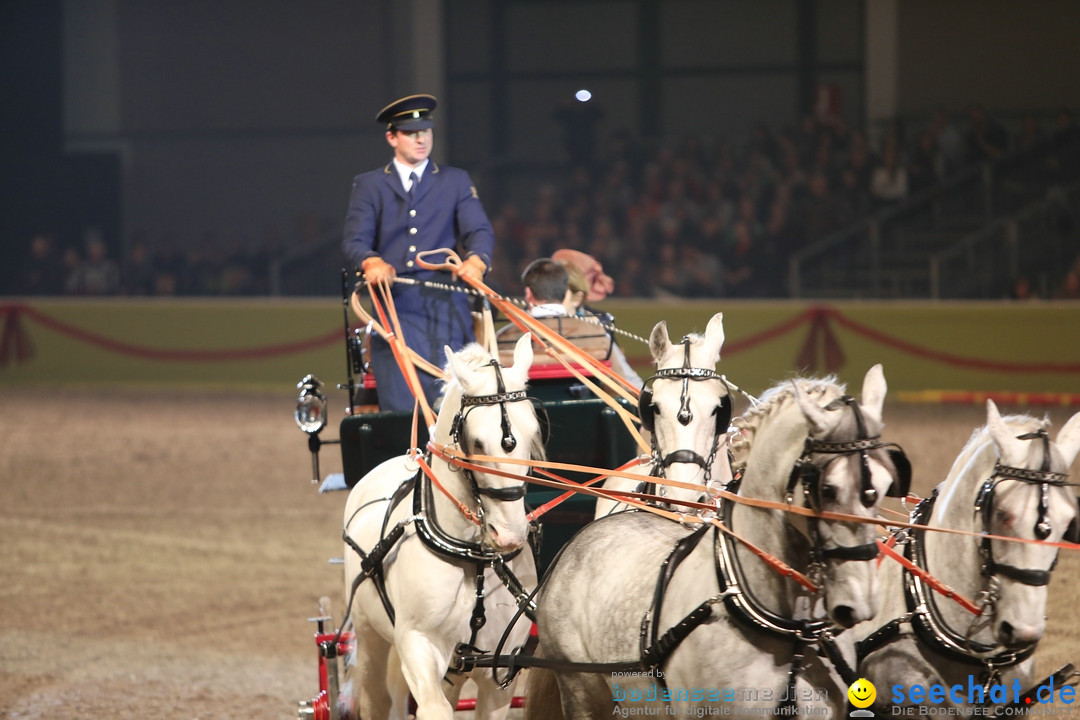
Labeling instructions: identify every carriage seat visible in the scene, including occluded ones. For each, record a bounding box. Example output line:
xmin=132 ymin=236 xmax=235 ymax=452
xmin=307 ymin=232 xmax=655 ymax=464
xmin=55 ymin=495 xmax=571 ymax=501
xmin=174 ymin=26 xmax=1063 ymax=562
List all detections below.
xmin=495 ymin=314 xmax=613 ymax=376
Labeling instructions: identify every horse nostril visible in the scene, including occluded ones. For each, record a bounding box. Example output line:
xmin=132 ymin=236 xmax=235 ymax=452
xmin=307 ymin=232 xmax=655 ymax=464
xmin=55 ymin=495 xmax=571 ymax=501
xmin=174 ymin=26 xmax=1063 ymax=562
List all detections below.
xmin=833 ymin=605 xmax=857 ymax=628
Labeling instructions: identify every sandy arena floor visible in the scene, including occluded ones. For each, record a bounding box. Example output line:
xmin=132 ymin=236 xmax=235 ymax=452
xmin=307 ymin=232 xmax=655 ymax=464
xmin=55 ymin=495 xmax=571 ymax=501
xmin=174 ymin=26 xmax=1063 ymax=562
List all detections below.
xmin=1 ymin=389 xmax=1078 ymax=719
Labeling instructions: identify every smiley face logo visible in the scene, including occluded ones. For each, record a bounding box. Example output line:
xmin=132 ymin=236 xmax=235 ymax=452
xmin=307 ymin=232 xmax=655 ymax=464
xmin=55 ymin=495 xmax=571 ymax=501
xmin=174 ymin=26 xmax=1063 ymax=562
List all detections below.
xmin=848 ymin=677 xmax=876 ymax=709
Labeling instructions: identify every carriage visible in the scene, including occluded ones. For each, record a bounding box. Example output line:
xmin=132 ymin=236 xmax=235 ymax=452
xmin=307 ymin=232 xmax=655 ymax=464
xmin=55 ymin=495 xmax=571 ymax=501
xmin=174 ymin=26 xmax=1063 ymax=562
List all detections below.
xmin=292 ymin=266 xmax=1080 ymax=720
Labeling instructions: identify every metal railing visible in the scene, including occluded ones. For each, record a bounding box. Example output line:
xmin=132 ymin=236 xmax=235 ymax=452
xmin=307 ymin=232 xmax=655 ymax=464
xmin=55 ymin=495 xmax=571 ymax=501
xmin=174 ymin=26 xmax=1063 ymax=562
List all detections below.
xmin=789 ymin=129 xmax=1080 ymax=299
xmin=929 ymin=183 xmax=1080 ymax=299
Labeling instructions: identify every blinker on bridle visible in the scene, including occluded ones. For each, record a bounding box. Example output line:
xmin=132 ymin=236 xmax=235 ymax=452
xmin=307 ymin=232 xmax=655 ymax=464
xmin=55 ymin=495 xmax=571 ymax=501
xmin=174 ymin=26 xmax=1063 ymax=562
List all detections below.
xmin=787 ymin=395 xmax=898 ymax=510
xmin=450 ymin=359 xmax=534 ymax=503
xmin=640 ymin=337 xmax=732 ymax=483
xmin=785 ymin=394 xmax=908 ymax=566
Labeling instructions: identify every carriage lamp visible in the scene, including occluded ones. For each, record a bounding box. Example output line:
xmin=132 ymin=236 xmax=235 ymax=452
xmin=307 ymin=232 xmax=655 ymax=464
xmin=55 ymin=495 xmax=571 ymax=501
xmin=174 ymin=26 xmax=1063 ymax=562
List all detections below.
xmin=295 ymin=374 xmax=328 ymax=435
xmin=296 ymin=375 xmax=330 ymax=484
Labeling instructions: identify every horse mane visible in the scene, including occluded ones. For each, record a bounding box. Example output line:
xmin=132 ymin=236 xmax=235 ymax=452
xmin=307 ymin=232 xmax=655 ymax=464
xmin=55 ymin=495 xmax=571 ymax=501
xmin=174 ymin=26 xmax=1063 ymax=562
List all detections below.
xmin=728 ymin=375 xmax=844 ymax=471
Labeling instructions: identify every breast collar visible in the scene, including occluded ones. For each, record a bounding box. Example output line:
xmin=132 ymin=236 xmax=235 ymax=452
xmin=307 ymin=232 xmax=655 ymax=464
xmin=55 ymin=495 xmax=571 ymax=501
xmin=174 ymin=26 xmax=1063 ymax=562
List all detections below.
xmin=714 ymin=474 xmax=836 ymax=641
xmin=900 ymin=492 xmax=1037 ymax=670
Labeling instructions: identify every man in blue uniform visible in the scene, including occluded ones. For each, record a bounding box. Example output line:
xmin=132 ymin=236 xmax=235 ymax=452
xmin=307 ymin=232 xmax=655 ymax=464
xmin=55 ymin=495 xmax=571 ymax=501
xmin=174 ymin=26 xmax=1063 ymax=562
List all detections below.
xmin=343 ymin=94 xmax=495 ymax=411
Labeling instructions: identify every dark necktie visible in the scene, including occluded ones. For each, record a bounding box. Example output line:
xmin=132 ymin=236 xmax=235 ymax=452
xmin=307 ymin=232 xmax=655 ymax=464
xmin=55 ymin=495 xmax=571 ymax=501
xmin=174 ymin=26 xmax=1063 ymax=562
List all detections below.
xmin=408 ymin=172 xmax=418 ymax=202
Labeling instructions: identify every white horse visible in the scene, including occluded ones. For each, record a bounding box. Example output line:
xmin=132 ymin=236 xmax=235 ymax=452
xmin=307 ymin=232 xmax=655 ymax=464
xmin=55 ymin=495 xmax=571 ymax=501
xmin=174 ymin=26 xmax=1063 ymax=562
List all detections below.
xmin=338 ymin=335 xmax=544 ymax=720
xmin=526 ymin=366 xmax=908 ymax=718
xmin=594 ymin=312 xmax=732 ymax=518
xmin=855 ymin=400 xmax=1080 ymax=710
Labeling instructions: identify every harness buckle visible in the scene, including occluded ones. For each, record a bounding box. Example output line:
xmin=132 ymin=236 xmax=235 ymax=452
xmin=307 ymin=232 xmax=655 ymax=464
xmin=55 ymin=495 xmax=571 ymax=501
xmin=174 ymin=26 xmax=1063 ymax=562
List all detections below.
xmin=965 ymin=577 xmax=999 ymax=648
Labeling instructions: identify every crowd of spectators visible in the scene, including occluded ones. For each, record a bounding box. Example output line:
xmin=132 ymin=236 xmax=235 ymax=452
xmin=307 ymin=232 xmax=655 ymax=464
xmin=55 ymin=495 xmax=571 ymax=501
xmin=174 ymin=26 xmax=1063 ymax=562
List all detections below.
xmin=12 ymin=226 xmax=289 ymax=298
xmin=10 ymin=104 xmax=1080 ymax=300
xmin=486 ymin=103 xmax=1080 ymax=300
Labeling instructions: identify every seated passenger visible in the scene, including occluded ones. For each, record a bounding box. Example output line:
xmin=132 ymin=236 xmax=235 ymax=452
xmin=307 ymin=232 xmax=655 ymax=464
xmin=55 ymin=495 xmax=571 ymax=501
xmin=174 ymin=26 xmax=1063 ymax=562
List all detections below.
xmin=498 ymin=258 xmax=643 ymax=389
xmin=523 ymin=257 xmax=576 ymax=319
xmin=498 ymin=259 xmax=611 ymax=363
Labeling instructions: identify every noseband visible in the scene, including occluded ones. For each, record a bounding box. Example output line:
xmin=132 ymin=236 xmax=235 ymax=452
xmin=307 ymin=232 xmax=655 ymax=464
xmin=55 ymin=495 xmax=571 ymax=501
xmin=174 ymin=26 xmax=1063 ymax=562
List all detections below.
xmin=974 ymin=429 xmax=1069 ymax=587
xmin=449 ymin=359 xmax=542 ymax=504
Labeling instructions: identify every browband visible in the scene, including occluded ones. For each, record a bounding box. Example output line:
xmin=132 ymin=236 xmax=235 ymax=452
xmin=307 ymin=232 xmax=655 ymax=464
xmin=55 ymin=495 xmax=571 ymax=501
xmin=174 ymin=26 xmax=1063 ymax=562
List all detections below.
xmin=991 ymin=463 xmax=1068 ymax=485
xmin=461 ymin=390 xmax=527 ymax=407
xmin=650 ymin=367 xmax=723 ymax=382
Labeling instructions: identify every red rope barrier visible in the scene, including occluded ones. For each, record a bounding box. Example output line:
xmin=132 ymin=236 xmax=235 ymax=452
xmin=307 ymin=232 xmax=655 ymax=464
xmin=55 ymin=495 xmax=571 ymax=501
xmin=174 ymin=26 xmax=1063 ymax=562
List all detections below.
xmin=0 ymin=302 xmax=341 ymax=363
xmin=6 ymin=301 xmax=1079 ymax=376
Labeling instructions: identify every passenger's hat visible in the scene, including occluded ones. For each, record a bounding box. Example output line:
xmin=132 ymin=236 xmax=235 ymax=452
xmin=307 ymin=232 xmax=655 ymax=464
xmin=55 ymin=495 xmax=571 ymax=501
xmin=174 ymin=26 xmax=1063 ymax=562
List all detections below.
xmin=376 ymin=94 xmax=437 ymax=131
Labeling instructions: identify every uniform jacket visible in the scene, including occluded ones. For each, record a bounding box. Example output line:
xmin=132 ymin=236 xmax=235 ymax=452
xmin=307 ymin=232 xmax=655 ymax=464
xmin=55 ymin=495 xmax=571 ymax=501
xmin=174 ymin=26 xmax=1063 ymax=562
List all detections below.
xmin=343 ymin=160 xmax=494 ymax=274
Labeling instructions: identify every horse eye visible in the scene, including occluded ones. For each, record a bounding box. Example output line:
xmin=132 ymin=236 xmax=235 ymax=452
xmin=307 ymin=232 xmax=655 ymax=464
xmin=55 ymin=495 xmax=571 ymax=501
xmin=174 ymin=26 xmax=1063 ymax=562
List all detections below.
xmin=652 ymin=404 xmax=661 ymax=416
xmin=994 ymin=508 xmax=1015 ymax=529
xmin=821 ymin=484 xmax=839 ymax=503
xmin=472 ymin=439 xmax=484 ymax=453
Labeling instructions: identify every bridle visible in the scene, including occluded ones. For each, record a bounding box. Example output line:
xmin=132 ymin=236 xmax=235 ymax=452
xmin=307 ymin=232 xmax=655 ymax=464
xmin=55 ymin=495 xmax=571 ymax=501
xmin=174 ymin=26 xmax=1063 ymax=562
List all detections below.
xmin=786 ymin=395 xmax=911 ymax=567
xmin=711 ymin=398 xmax=910 ymax=713
xmin=974 ymin=429 xmax=1071 ymax=589
xmin=638 ymin=337 xmax=732 ymax=491
xmin=858 ymin=428 xmax=1076 ymax=678
xmin=449 ymin=358 xmax=549 ymax=507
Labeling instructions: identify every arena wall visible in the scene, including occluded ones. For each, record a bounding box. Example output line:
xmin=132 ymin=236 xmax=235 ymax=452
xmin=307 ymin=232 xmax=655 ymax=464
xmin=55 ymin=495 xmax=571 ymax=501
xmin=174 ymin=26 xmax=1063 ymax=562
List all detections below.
xmin=1 ymin=299 xmax=1078 ymax=399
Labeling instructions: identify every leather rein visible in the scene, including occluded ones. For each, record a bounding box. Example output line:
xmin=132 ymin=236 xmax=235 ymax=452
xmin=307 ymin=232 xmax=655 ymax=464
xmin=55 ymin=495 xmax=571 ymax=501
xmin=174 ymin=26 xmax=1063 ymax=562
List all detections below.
xmin=858 ymin=429 xmax=1074 ymax=682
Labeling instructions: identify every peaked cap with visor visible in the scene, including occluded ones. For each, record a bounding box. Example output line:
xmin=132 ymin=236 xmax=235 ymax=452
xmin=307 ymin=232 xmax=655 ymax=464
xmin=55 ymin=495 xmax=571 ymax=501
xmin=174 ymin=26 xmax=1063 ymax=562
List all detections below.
xmin=377 ymin=94 xmax=437 ymax=131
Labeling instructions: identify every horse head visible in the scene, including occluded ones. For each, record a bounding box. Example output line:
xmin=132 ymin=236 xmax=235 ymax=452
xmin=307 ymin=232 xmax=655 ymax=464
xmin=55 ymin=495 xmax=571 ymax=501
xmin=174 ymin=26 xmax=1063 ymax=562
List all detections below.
xmin=443 ymin=333 xmax=546 ymax=553
xmin=787 ymin=364 xmax=905 ymax=628
xmin=639 ymin=312 xmax=732 ymax=496
xmin=969 ymin=400 xmax=1080 ymax=647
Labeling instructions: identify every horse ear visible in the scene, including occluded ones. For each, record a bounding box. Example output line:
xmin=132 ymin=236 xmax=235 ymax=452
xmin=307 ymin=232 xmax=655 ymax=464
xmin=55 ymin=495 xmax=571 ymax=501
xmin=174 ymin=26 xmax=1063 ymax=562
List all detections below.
xmin=509 ymin=332 xmax=534 ymax=382
xmin=649 ymin=320 xmax=671 ymax=365
xmin=1055 ymin=409 xmax=1080 ymax=468
xmin=793 ymin=380 xmax=833 ymax=435
xmin=445 ymin=345 xmax=467 ymax=388
xmin=986 ymin=399 xmax=1024 ymax=466
xmin=859 ymin=364 xmax=887 ymax=425
xmin=702 ymin=312 xmax=725 ymax=364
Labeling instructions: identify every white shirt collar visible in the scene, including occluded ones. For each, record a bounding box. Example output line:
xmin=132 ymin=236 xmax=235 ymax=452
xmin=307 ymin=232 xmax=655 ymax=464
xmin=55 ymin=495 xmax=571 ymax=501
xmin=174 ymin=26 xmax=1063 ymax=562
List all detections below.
xmin=529 ymin=303 xmax=569 ymax=318
xmin=392 ymin=159 xmax=429 ymax=190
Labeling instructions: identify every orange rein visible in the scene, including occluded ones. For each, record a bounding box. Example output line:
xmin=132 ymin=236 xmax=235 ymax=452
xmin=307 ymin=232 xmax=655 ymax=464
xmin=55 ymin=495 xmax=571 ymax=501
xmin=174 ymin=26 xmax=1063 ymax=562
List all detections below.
xmin=427 ymin=439 xmax=821 ymax=592
xmin=875 ymin=539 xmax=981 ymax=615
xmin=358 ymin=254 xmax=1079 ymax=613
xmin=414 ymin=249 xmax=649 ymax=454
xmin=349 ymin=290 xmax=447 ymax=380
xmin=365 ymin=280 xmax=437 ymax=429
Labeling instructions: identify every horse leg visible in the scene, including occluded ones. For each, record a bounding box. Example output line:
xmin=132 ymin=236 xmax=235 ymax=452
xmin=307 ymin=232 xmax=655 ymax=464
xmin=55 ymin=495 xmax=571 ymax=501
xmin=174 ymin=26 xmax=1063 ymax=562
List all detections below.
xmin=395 ymin=630 xmax=456 ymax=720
xmin=385 ymin=645 xmax=412 ymax=719
xmin=443 ymin=673 xmax=467 ymax=713
xmin=341 ymin=621 xmax=395 ymax=720
xmin=470 ymin=671 xmax=518 ymax=720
